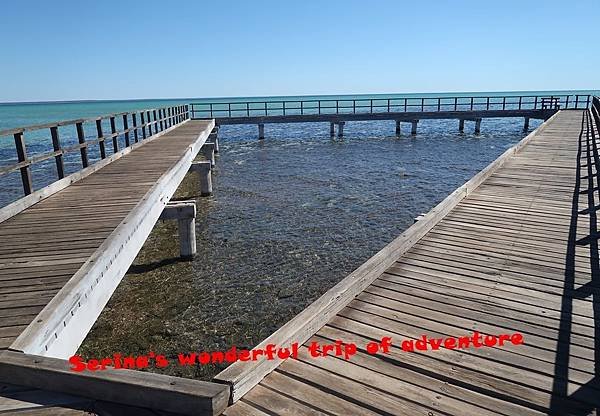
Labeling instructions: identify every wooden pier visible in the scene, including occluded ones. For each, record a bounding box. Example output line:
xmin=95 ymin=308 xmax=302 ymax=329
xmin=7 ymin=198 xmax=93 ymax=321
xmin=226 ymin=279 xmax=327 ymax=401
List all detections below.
xmin=0 ymin=106 xmax=228 ymax=415
xmin=0 ymin=95 xmax=599 ymax=415
xmin=217 ymin=104 xmax=600 ymax=415
xmin=191 ymin=94 xmax=591 ymax=139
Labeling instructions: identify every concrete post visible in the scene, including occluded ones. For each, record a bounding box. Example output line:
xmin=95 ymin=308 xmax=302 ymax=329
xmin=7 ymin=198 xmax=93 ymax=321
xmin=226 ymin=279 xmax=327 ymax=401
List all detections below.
xmin=411 ymin=120 xmax=418 ymax=135
xmin=159 ymin=201 xmax=196 ymax=258
xmin=523 ymin=117 xmax=530 ymax=132
xmin=395 ymin=120 xmax=401 ymax=136
xmin=474 ymin=118 xmax=482 ymax=134
xmin=330 ymin=122 xmax=335 ymax=137
xmin=202 ymin=143 xmax=215 ymax=168
xmin=258 ymin=123 xmax=265 ymax=140
xmin=190 ymin=161 xmax=212 ymax=196
xmin=338 ymin=121 xmax=345 ymax=138
xmin=209 ymin=132 xmax=219 ymax=153
xmin=459 ymin=119 xmax=465 ymax=132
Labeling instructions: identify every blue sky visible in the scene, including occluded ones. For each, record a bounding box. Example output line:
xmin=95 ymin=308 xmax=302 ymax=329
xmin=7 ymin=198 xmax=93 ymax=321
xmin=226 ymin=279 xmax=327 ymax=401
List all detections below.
xmin=1 ymin=0 xmax=598 ymax=102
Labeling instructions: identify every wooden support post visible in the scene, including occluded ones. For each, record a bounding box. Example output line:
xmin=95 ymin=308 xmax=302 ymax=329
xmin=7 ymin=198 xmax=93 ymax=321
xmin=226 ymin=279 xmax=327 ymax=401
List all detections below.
xmin=395 ymin=120 xmax=401 ymax=136
xmin=75 ymin=122 xmax=89 ymax=168
xmin=191 ymin=161 xmax=212 ymax=196
xmin=459 ymin=119 xmax=465 ymax=132
xmin=523 ymin=117 xmax=530 ymax=132
xmin=13 ymin=132 xmax=33 ymax=195
xmin=132 ymin=113 xmax=139 ymax=143
xmin=258 ymin=123 xmax=265 ymax=140
xmin=337 ymin=121 xmax=345 ymax=138
xmin=411 ymin=120 xmax=418 ymax=135
xmin=202 ymin=143 xmax=216 ymax=168
xmin=50 ymin=126 xmax=65 ymax=179
xmin=159 ymin=201 xmax=197 ymax=258
xmin=330 ymin=122 xmax=335 ymax=137
xmin=474 ymin=118 xmax=482 ymax=134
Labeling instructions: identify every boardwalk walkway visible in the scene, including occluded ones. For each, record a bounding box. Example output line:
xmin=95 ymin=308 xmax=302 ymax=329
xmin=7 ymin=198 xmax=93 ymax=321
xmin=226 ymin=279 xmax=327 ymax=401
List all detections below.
xmin=222 ymin=110 xmax=600 ymax=415
xmin=0 ymin=118 xmax=228 ymax=415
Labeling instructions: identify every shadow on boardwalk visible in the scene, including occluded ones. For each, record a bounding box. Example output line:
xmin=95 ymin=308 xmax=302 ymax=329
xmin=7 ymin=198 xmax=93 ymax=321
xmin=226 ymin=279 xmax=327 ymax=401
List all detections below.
xmin=551 ymin=110 xmax=600 ymax=415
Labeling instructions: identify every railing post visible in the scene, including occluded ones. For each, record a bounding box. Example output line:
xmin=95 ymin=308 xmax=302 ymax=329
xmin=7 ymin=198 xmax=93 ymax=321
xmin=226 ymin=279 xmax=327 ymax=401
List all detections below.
xmin=13 ymin=132 xmax=33 ymax=195
xmin=283 ymin=101 xmax=286 ymax=116
xmin=96 ymin=119 xmax=106 ymax=159
xmin=159 ymin=109 xmax=164 ymax=131
xmin=502 ymin=97 xmax=506 ymax=110
xmin=109 ymin=116 xmax=118 ymax=153
xmin=247 ymin=102 xmax=250 ymax=117
xmin=421 ymin=98 xmax=424 ymax=112
xmin=404 ymin=98 xmax=407 ymax=112
xmin=565 ymin=95 xmax=570 ymax=109
xmin=132 ymin=113 xmax=139 ymax=142
xmin=353 ymin=100 xmax=356 ymax=114
xmin=210 ymin=103 xmax=213 ymax=118
xmin=336 ymin=100 xmax=339 ymax=114
xmin=140 ymin=112 xmax=147 ymax=140
xmin=75 ymin=122 xmax=89 ymax=168
xmin=586 ymin=95 xmax=590 ymax=108
xmin=228 ymin=103 xmax=232 ymax=118
xmin=123 ymin=114 xmax=130 ymax=147
xmin=370 ymin=99 xmax=374 ymax=113
xmin=146 ymin=111 xmax=152 ymax=135
xmin=153 ymin=110 xmax=158 ymax=134
xmin=264 ymin=102 xmax=268 ymax=116
xmin=388 ymin=99 xmax=391 ymax=113
xmin=518 ymin=96 xmax=522 ymax=110
xmin=300 ymin=101 xmax=303 ymax=115
xmin=50 ymin=126 xmax=65 ymax=179
xmin=486 ymin=97 xmax=490 ymax=111
xmin=454 ymin=97 xmax=457 ymax=111
xmin=534 ymin=96 xmax=538 ymax=109
xmin=470 ymin=97 xmax=474 ymax=111
xmin=437 ymin=98 xmax=441 ymax=112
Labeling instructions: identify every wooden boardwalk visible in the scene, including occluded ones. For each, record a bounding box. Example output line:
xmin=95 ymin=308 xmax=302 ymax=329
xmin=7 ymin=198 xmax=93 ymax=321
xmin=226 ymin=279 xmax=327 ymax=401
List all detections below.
xmin=0 ymin=118 xmax=232 ymax=415
xmin=221 ymin=109 xmax=600 ymax=415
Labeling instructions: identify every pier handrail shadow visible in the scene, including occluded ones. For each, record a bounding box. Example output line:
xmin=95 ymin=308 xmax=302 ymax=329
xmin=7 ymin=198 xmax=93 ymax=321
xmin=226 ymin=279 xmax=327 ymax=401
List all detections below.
xmin=550 ymin=96 xmax=600 ymax=414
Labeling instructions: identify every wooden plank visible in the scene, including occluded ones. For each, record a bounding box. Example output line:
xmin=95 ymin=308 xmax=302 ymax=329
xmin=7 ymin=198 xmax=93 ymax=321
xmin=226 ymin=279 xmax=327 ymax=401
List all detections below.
xmin=0 ymin=351 xmax=229 ymax=416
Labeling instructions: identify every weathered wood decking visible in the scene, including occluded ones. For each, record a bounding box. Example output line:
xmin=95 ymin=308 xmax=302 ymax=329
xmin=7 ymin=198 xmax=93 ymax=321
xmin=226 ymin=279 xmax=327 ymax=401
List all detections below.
xmin=221 ymin=109 xmax=600 ymax=415
xmin=0 ymin=118 xmax=232 ymax=415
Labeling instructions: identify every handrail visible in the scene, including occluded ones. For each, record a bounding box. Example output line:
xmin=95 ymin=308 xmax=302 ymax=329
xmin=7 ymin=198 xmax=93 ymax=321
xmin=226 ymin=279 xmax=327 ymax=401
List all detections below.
xmin=1 ymin=104 xmax=190 ymax=196
xmin=190 ymin=94 xmax=591 ymax=119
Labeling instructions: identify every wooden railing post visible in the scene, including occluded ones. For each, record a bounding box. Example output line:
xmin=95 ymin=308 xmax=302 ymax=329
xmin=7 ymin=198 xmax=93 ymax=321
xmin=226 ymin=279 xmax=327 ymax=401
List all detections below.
xmin=153 ymin=110 xmax=158 ymax=134
xmin=75 ymin=122 xmax=89 ymax=168
xmin=132 ymin=113 xmax=139 ymax=142
xmin=122 ymin=114 xmax=130 ymax=147
xmin=50 ymin=126 xmax=65 ymax=179
xmin=14 ymin=132 xmax=33 ymax=195
xmin=109 ymin=116 xmax=118 ymax=153
xmin=140 ymin=112 xmax=147 ymax=140
xmin=95 ymin=119 xmax=106 ymax=159
xmin=159 ymin=109 xmax=164 ymax=131
xmin=565 ymin=95 xmax=570 ymax=109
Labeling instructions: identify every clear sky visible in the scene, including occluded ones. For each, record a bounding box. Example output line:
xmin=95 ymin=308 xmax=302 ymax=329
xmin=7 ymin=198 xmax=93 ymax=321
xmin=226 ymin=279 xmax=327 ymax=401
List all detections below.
xmin=1 ymin=0 xmax=598 ymax=102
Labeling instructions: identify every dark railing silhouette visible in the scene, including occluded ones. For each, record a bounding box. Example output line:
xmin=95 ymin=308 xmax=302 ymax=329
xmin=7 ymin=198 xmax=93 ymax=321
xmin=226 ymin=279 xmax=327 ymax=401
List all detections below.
xmin=190 ymin=94 xmax=591 ymax=119
xmin=0 ymin=105 xmax=189 ymax=197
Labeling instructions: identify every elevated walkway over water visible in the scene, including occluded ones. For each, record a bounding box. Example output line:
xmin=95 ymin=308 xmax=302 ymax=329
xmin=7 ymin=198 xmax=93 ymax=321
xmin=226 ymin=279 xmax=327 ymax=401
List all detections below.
xmin=0 ymin=96 xmax=599 ymax=415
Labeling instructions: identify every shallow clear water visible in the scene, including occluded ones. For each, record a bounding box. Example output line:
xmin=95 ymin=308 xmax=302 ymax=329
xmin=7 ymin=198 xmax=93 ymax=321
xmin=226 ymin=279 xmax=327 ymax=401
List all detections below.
xmin=185 ymin=117 xmax=541 ymax=343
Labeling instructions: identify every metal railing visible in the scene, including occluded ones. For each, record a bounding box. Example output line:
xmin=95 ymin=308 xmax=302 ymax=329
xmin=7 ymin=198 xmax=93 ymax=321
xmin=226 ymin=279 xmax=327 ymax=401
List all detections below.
xmin=0 ymin=105 xmax=189 ymax=197
xmin=190 ymin=94 xmax=591 ymax=119
xmin=592 ymin=96 xmax=600 ymax=131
